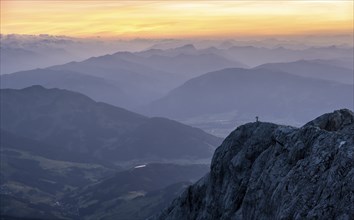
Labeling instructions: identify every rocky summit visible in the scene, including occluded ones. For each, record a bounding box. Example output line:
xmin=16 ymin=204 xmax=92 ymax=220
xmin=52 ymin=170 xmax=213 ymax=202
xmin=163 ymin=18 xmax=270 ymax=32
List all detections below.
xmin=151 ymin=109 xmax=354 ymax=220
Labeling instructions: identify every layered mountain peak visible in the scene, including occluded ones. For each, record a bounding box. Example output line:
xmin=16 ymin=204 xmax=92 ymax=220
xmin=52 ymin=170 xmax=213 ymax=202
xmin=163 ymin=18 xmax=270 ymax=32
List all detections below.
xmin=151 ymin=110 xmax=354 ymax=220
xmin=174 ymin=44 xmax=197 ymax=51
xmin=18 ymin=84 xmax=46 ymax=91
xmin=0 ymin=86 xmax=222 ymax=164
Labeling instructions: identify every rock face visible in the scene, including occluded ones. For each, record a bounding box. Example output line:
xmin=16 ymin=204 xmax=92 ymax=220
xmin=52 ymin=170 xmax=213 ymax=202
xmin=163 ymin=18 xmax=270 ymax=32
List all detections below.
xmin=151 ymin=109 xmax=354 ymax=220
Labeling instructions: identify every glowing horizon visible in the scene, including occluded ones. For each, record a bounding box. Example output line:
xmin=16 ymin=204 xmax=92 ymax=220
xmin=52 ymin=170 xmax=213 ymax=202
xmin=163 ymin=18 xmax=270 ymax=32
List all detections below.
xmin=1 ymin=1 xmax=353 ymax=39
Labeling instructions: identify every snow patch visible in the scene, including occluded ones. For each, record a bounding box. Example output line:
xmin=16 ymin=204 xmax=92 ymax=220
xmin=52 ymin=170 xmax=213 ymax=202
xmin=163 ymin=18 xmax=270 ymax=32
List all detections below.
xmin=134 ymin=164 xmax=146 ymax=169
xmin=338 ymin=141 xmax=346 ymax=148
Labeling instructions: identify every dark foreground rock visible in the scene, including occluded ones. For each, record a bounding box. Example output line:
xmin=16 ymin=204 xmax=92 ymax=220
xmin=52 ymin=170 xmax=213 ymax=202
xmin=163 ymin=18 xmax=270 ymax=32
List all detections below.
xmin=151 ymin=109 xmax=354 ymax=220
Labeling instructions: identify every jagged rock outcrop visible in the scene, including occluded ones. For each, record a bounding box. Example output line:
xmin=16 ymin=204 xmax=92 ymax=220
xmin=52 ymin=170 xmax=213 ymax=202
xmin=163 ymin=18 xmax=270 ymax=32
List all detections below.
xmin=151 ymin=109 xmax=354 ymax=220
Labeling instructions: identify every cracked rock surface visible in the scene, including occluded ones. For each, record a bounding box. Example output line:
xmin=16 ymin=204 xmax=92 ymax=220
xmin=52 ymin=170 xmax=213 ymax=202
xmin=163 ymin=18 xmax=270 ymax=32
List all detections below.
xmin=151 ymin=109 xmax=354 ymax=220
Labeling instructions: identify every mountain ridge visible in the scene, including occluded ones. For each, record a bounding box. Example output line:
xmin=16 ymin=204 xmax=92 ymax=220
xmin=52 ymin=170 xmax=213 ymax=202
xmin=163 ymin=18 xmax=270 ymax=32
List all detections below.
xmin=255 ymin=60 xmax=353 ymax=84
xmin=141 ymin=67 xmax=353 ymax=136
xmin=0 ymin=85 xmax=222 ymax=164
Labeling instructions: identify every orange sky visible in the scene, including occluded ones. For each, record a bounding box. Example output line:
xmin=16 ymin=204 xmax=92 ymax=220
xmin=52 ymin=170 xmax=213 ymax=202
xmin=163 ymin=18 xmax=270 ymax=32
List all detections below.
xmin=1 ymin=1 xmax=353 ymax=39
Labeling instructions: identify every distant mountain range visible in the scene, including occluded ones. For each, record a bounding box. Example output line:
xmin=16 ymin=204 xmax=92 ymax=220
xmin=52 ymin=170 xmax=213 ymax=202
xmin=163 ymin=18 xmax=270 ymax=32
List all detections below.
xmin=48 ymin=54 xmax=180 ymax=108
xmin=0 ymin=69 xmax=134 ymax=108
xmin=1 ymin=45 xmax=246 ymax=109
xmin=221 ymin=45 xmax=353 ymax=67
xmin=0 ymin=34 xmax=159 ymax=75
xmin=142 ymin=67 xmax=353 ymax=136
xmin=2 ymin=49 xmax=352 ymax=137
xmin=0 ymin=46 xmax=78 ymax=75
xmin=112 ymin=47 xmax=246 ymax=78
xmin=255 ymin=60 xmax=353 ymax=84
xmin=2 ymin=44 xmax=352 ymax=110
xmin=0 ymin=86 xmax=221 ymax=163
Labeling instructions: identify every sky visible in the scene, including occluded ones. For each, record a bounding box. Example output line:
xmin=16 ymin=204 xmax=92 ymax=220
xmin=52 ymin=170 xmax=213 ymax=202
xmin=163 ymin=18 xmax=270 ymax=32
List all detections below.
xmin=1 ymin=0 xmax=353 ymax=39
